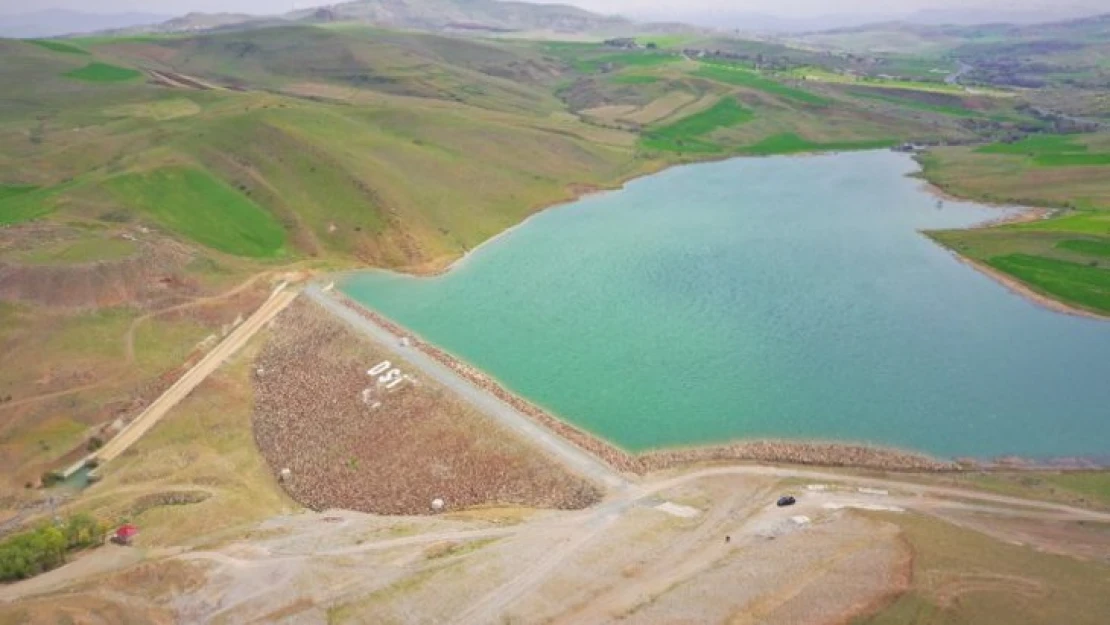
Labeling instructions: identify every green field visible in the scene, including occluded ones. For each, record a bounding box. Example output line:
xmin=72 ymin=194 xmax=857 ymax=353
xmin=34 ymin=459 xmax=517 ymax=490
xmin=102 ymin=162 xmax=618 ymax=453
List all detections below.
xmin=848 ymin=88 xmax=982 ymax=118
xmin=1034 ymin=153 xmax=1110 ymax=167
xmin=104 ymin=167 xmax=286 ymax=257
xmin=976 ymin=135 xmax=1086 ymax=155
xmin=27 ymin=39 xmax=89 ymax=55
xmin=15 ymin=238 xmax=139 ymax=265
xmin=641 ymin=97 xmax=755 ymax=153
xmin=63 ymin=62 xmax=142 ymax=82
xmin=975 ymin=135 xmax=1110 ymax=166
xmin=0 ymin=184 xmax=71 ymax=225
xmin=920 ymin=141 xmax=1110 ymax=315
xmin=0 ymin=185 xmax=37 ymax=202
xmin=1012 ymin=212 xmax=1110 ymax=234
xmin=739 ymin=133 xmax=896 ymax=156
xmin=987 ymin=254 xmax=1110 ymax=312
xmin=1057 ymin=239 xmax=1110 ymax=257
xmin=694 ymin=63 xmax=830 ymax=106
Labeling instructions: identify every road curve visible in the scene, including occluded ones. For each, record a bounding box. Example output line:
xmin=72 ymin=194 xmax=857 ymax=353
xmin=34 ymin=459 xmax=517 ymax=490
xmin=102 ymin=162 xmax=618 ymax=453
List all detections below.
xmin=304 ymin=283 xmax=629 ymax=491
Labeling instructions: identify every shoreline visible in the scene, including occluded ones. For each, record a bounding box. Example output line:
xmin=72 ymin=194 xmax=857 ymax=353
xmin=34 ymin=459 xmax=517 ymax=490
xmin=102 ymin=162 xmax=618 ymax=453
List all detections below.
xmin=918 ymin=181 xmax=1109 ymax=320
xmin=918 ymin=181 xmax=1054 ymax=225
xmin=947 ymin=251 xmax=1110 ymax=322
xmin=322 ymin=151 xmax=1109 ymax=473
xmin=328 ymin=290 xmax=1107 ymax=473
xmin=391 ymin=149 xmax=889 ymax=278
xmin=396 ymin=166 xmax=672 ymax=277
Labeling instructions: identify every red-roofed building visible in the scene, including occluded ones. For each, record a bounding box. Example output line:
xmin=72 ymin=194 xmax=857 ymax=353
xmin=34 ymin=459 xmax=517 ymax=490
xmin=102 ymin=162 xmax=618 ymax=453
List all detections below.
xmin=112 ymin=524 xmax=138 ymax=546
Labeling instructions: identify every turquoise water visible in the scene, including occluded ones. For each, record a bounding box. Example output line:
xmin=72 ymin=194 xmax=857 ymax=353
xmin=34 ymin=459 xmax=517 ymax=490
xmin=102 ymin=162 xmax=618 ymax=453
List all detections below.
xmin=342 ymin=151 xmax=1110 ymax=461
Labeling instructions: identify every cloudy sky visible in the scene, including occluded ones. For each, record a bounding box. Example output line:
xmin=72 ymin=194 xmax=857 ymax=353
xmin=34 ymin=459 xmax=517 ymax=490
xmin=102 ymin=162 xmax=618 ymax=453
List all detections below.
xmin=0 ymin=0 xmax=1100 ymax=18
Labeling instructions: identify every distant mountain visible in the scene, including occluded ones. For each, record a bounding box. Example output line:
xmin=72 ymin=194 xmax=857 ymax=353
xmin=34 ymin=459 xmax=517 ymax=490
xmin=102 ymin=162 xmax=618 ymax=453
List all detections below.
xmin=632 ymin=4 xmax=1109 ymax=35
xmin=0 ymin=9 xmax=171 ymax=38
xmin=93 ymin=0 xmax=700 ymax=39
xmin=903 ymin=8 xmax=1100 ymax=26
xmin=812 ymin=11 xmax=1110 ymax=40
xmin=784 ymin=11 xmax=1110 ymax=55
xmin=290 ymin=0 xmax=635 ymax=34
xmin=631 ymin=11 xmax=897 ymax=34
xmin=128 ymin=12 xmax=269 ymax=35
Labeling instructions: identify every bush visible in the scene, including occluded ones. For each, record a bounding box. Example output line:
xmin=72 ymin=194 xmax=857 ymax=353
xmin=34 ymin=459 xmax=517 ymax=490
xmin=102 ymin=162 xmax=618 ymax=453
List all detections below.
xmin=0 ymin=514 xmax=106 ymax=581
xmin=87 ymin=436 xmax=104 ymax=452
xmin=40 ymin=471 xmax=64 ymax=487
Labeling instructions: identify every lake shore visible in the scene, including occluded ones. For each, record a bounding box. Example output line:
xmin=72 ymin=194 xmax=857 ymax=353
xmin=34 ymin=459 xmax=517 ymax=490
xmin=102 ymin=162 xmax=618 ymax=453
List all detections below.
xmin=397 ymin=166 xmax=671 ymax=277
xmin=330 ymin=290 xmax=1110 ymax=473
xmin=918 ymin=180 xmax=1108 ymax=320
xmin=947 ymin=252 xmax=1110 ymax=321
xmin=330 ymin=151 xmax=1109 ymax=471
xmin=917 ymin=182 xmax=1106 ymax=320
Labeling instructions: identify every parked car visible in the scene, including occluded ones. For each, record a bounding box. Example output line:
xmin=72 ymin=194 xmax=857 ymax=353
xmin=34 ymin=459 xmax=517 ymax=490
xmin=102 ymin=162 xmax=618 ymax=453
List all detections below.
xmin=776 ymin=495 xmax=797 ymax=507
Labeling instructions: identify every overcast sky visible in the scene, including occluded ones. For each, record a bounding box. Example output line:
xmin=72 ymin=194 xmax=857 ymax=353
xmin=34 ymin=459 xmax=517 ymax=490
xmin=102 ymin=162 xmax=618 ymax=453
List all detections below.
xmin=0 ymin=0 xmax=1100 ymax=18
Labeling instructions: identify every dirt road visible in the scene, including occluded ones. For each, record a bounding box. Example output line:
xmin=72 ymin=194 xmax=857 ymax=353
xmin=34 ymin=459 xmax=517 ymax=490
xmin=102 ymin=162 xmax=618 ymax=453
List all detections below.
xmin=445 ymin=464 xmax=1110 ymax=624
xmin=304 ymin=283 xmax=629 ymax=491
xmin=89 ymin=285 xmax=297 ymax=469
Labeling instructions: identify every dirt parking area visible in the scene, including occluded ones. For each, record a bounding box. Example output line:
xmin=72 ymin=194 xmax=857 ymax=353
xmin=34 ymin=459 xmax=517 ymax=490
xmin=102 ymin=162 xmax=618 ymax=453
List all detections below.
xmin=252 ymin=298 xmax=601 ymax=515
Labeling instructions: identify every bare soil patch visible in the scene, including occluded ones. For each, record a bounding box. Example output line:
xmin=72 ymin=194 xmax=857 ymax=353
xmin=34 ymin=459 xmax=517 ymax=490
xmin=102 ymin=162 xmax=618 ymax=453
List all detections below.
xmin=251 ymin=298 xmax=601 ymax=515
xmin=0 ymin=225 xmax=196 ymax=309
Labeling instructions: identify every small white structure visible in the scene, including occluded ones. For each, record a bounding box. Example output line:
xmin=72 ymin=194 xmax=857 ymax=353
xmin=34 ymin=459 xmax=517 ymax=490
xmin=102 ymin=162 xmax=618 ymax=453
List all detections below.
xmin=857 ymin=487 xmax=889 ymax=496
xmin=280 ymin=468 xmax=292 ymax=482
xmin=400 ymin=337 xmax=412 ymax=348
xmin=790 ymin=515 xmax=811 ymax=526
xmin=431 ymin=498 xmax=445 ymax=512
xmin=655 ymin=502 xmax=700 ymax=518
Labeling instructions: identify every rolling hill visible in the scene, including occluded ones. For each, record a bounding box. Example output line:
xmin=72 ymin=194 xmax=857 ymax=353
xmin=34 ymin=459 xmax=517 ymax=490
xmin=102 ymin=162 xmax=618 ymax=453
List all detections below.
xmin=99 ymin=0 xmax=702 ymax=40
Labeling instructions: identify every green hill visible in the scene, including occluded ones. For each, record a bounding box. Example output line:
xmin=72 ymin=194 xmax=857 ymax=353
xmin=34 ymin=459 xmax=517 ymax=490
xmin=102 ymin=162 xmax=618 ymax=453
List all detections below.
xmin=0 ymin=23 xmax=1055 ymax=269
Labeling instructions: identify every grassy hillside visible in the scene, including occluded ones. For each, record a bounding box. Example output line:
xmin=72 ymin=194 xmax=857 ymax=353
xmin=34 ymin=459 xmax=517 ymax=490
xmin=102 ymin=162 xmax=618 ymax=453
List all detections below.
xmin=0 ymin=21 xmax=1104 ymax=502
xmin=3 ymin=25 xmax=1035 ymax=265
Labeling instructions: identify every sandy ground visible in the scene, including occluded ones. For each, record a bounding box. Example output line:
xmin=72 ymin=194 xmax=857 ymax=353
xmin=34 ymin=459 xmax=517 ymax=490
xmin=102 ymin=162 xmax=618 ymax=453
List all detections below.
xmin=3 ymin=465 xmax=1105 ymax=623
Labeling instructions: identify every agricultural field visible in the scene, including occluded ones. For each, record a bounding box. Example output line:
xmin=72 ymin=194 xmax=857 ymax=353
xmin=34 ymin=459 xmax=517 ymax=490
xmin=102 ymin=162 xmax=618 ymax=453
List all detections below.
xmin=103 ymin=168 xmax=287 ymax=258
xmin=63 ymin=62 xmax=142 ymax=83
xmin=923 ymin=135 xmax=1110 ymax=316
xmin=694 ymin=62 xmax=831 ymax=106
xmin=641 ymin=97 xmax=754 ymax=153
xmin=738 ymin=133 xmax=895 ymax=156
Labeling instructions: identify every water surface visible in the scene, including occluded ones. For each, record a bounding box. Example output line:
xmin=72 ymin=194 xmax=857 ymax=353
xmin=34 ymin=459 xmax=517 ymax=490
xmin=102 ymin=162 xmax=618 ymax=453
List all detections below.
xmin=343 ymin=151 xmax=1110 ymax=460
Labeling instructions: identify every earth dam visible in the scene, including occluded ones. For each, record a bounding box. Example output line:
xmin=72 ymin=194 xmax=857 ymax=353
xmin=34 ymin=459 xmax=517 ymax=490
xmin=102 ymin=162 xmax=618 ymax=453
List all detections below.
xmin=341 ymin=151 xmax=1110 ymax=462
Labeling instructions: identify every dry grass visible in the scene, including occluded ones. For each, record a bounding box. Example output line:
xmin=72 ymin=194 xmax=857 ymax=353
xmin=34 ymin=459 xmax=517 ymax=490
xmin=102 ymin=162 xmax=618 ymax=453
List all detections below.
xmin=920 ymin=147 xmax=1110 ymax=209
xmin=252 ymin=298 xmax=601 ymax=515
xmin=854 ymin=512 xmax=1110 ymax=625
xmin=625 ymin=91 xmax=698 ymax=125
xmin=70 ymin=332 xmax=295 ymax=546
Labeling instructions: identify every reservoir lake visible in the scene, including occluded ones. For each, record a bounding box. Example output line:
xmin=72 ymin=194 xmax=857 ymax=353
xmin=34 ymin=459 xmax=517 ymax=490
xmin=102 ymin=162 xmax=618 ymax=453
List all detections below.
xmin=342 ymin=151 xmax=1110 ymax=461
